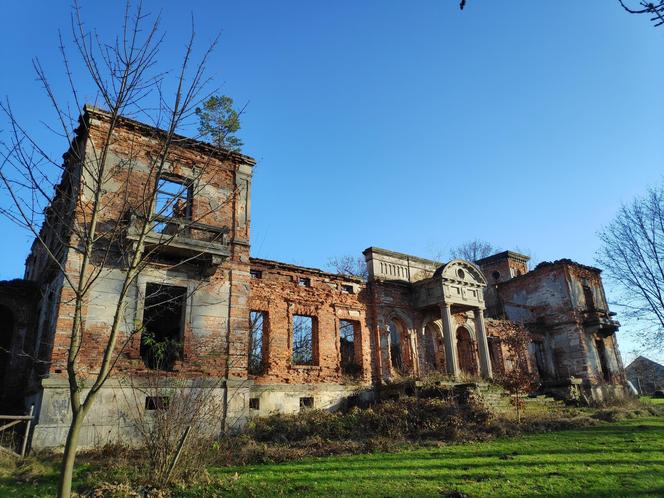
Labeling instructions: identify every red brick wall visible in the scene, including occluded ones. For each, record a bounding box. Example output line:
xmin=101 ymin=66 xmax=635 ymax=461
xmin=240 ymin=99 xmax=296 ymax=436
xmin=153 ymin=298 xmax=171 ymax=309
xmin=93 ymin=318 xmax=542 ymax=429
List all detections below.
xmin=248 ymin=259 xmax=371 ymax=385
xmin=39 ymin=110 xmax=253 ymax=381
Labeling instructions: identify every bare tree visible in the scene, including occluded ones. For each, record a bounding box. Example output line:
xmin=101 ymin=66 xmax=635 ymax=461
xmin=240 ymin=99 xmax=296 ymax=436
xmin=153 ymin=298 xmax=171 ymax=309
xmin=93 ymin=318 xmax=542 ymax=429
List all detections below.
xmin=597 ymin=183 xmax=664 ymax=352
xmin=128 ymin=374 xmax=223 ymax=486
xmin=619 ymin=1 xmax=664 ymax=27
xmin=494 ymin=323 xmax=536 ymax=423
xmin=327 ymin=255 xmax=368 ymax=280
xmin=449 ymin=239 xmax=498 ymax=263
xmin=0 ymin=3 xmax=247 ymax=496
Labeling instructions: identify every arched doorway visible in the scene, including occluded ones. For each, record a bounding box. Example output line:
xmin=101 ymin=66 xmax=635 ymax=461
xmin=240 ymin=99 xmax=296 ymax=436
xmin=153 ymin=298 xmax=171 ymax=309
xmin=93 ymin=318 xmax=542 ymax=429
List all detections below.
xmin=387 ymin=319 xmax=412 ymax=376
xmin=456 ymin=326 xmax=478 ymax=376
xmin=0 ymin=305 xmax=14 ymax=385
xmin=422 ymin=322 xmax=446 ymax=374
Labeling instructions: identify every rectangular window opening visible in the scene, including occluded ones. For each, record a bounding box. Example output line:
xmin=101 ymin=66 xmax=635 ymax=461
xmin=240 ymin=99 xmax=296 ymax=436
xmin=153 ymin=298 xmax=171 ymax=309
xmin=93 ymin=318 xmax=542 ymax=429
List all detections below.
xmin=249 ymin=398 xmax=260 ymax=410
xmin=154 ymin=176 xmax=192 ymax=233
xmin=145 ymin=396 xmax=170 ymax=411
xmin=339 ymin=320 xmax=360 ymax=376
xmin=298 ymin=277 xmax=311 ymax=287
xmin=583 ymin=285 xmax=596 ymax=311
xmin=249 ymin=310 xmax=267 ymax=375
xmin=292 ymin=315 xmax=315 ymax=366
xmin=595 ymin=338 xmax=611 ymax=382
xmin=250 ymin=269 xmax=263 ymax=279
xmin=141 ymin=283 xmax=186 ymax=371
xmin=341 ymin=284 xmax=354 ymax=294
xmin=299 ymin=396 xmax=314 ymax=411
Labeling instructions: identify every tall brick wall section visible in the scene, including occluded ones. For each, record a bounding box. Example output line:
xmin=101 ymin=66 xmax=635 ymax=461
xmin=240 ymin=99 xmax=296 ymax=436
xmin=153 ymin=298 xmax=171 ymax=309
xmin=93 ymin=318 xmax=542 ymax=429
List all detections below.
xmin=28 ymin=108 xmax=254 ymax=382
xmin=366 ymin=280 xmax=419 ymax=380
xmin=248 ymin=259 xmax=371 ymax=385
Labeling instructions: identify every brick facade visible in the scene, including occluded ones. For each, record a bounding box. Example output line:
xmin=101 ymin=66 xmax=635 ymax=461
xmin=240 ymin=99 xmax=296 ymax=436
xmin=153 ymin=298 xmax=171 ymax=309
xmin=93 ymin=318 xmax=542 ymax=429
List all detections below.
xmin=0 ymin=108 xmax=627 ymax=448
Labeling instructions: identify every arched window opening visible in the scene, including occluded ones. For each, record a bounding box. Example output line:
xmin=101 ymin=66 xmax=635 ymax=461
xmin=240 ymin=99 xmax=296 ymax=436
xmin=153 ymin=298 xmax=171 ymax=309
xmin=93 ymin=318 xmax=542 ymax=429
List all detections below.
xmin=456 ymin=326 xmax=478 ymax=377
xmin=388 ymin=320 xmax=403 ymax=373
xmin=423 ymin=322 xmax=446 ymax=374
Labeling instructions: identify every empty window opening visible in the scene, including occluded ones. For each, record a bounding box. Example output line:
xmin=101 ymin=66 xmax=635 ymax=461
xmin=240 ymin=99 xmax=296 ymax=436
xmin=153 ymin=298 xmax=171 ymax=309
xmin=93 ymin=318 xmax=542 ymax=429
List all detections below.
xmin=340 ymin=320 xmax=360 ymax=375
xmin=491 ymin=270 xmax=501 ymax=282
xmin=595 ymin=338 xmax=611 ymax=382
xmin=388 ymin=320 xmax=403 ymax=374
xmin=141 ymin=283 xmax=186 ymax=371
xmin=298 ymin=277 xmax=311 ymax=287
xmin=583 ymin=285 xmax=596 ymax=311
xmin=299 ymin=396 xmax=314 ymax=411
xmin=249 ymin=398 xmax=260 ymax=410
xmin=422 ymin=322 xmax=445 ymax=374
xmin=250 ymin=269 xmax=263 ymax=279
xmin=488 ymin=337 xmax=504 ymax=375
xmin=292 ymin=315 xmax=316 ymax=365
xmin=531 ymin=341 xmax=547 ymax=378
xmin=154 ymin=177 xmax=191 ymax=233
xmin=145 ymin=396 xmax=170 ymax=411
xmin=249 ymin=310 xmax=267 ymax=375
xmin=341 ymin=284 xmax=354 ymax=294
xmin=456 ymin=327 xmax=478 ymax=376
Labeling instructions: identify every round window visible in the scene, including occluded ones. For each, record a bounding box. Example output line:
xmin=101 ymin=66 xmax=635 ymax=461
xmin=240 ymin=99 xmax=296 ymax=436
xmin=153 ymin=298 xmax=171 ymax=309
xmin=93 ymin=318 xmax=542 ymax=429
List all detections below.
xmin=457 ymin=268 xmax=465 ymax=279
xmin=492 ymin=270 xmax=501 ymax=281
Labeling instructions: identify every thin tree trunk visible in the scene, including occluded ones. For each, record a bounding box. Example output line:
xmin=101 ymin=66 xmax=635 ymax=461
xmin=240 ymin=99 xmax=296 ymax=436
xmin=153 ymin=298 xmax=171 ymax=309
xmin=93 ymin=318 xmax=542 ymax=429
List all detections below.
xmin=57 ymin=408 xmax=86 ymax=498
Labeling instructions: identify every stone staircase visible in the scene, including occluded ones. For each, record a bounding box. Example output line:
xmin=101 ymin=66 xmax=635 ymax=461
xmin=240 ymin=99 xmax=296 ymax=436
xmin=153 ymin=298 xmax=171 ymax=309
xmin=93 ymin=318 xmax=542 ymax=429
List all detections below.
xmin=474 ymin=383 xmax=567 ymax=417
xmin=375 ymin=379 xmax=567 ymax=418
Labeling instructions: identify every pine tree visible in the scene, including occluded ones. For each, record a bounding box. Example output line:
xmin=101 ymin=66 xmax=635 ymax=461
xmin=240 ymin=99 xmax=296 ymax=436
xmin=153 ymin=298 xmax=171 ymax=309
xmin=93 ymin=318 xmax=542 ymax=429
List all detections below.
xmin=195 ymin=95 xmax=243 ymax=152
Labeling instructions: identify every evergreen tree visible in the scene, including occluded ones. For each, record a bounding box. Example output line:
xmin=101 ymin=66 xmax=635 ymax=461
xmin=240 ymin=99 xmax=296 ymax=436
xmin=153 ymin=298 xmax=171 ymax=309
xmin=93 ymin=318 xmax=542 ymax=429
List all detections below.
xmin=195 ymin=95 xmax=243 ymax=152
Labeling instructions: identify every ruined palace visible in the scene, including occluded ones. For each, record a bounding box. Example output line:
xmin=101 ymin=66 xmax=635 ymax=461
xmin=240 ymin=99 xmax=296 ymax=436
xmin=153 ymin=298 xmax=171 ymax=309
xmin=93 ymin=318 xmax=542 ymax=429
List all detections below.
xmin=0 ymin=107 xmax=626 ymax=448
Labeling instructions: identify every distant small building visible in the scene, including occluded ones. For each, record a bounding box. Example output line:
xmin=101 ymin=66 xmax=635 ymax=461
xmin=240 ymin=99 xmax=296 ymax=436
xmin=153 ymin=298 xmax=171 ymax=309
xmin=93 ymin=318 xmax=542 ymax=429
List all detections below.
xmin=625 ymin=356 xmax=664 ymax=395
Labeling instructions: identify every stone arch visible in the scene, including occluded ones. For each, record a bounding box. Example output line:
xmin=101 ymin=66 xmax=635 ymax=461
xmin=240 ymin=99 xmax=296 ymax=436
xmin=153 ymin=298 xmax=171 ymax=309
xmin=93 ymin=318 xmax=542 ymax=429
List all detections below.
xmin=453 ymin=314 xmax=477 ymax=341
xmin=456 ymin=326 xmax=478 ymax=376
xmin=387 ymin=309 xmax=414 ymax=332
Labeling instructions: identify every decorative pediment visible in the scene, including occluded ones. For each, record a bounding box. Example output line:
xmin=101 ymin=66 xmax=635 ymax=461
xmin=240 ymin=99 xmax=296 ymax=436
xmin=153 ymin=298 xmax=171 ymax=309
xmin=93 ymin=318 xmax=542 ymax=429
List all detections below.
xmin=414 ymin=260 xmax=487 ymax=310
xmin=435 ymin=260 xmax=487 ymax=287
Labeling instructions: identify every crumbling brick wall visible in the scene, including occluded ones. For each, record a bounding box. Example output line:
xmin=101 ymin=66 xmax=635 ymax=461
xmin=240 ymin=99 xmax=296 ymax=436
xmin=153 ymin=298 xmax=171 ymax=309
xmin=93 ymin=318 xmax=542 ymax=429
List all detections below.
xmin=25 ymin=107 xmax=255 ymax=383
xmin=365 ymin=279 xmax=424 ymax=380
xmin=495 ymin=260 xmax=624 ymax=395
xmin=248 ymin=259 xmax=371 ymax=385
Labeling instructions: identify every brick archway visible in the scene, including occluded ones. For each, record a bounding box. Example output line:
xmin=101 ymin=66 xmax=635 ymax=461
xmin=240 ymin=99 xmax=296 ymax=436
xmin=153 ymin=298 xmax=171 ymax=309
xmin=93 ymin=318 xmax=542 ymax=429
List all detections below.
xmin=456 ymin=326 xmax=478 ymax=376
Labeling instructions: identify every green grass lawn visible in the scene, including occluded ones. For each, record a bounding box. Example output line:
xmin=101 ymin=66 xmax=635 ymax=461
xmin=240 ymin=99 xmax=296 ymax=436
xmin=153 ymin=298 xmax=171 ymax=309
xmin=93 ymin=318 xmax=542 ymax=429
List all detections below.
xmin=201 ymin=417 xmax=664 ymax=498
xmin=641 ymin=396 xmax=664 ymax=405
xmin=1 ymin=417 xmax=663 ymax=497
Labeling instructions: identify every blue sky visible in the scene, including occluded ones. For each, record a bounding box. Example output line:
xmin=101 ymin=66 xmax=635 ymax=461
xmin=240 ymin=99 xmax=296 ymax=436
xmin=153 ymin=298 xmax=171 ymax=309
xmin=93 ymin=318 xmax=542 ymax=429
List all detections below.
xmin=1 ymin=1 xmax=663 ymax=361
